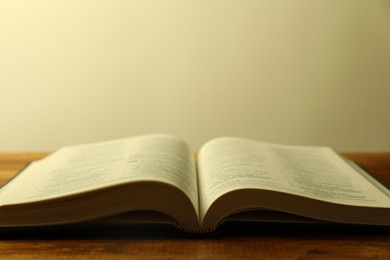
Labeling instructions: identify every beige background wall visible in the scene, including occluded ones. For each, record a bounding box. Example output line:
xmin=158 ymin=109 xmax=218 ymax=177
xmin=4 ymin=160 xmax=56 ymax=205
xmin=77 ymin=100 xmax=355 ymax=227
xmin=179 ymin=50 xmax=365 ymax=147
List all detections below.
xmin=1 ymin=0 xmax=389 ymax=152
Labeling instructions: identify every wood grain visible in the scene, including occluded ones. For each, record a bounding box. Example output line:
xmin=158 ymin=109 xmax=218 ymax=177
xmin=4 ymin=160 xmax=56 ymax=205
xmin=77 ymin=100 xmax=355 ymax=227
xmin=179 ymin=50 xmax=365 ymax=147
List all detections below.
xmin=0 ymin=152 xmax=389 ymax=259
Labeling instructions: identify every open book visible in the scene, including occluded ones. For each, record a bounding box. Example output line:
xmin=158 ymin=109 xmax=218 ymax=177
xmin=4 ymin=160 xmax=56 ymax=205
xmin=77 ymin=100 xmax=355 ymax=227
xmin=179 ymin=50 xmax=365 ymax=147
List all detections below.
xmin=0 ymin=134 xmax=389 ymax=233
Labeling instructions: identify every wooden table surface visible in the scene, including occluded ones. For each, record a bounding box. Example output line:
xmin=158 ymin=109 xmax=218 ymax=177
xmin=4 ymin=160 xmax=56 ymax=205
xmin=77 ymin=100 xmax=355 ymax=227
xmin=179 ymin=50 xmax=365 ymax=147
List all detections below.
xmin=0 ymin=152 xmax=389 ymax=259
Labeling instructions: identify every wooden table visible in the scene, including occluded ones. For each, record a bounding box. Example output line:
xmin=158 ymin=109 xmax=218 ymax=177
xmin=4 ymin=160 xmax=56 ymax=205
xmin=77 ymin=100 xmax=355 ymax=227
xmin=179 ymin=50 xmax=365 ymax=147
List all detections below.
xmin=0 ymin=152 xmax=389 ymax=259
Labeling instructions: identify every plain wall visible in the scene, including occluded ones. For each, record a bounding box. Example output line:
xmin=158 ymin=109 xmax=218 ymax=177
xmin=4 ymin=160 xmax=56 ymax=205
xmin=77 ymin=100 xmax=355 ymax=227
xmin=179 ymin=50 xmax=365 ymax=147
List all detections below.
xmin=1 ymin=0 xmax=389 ymax=152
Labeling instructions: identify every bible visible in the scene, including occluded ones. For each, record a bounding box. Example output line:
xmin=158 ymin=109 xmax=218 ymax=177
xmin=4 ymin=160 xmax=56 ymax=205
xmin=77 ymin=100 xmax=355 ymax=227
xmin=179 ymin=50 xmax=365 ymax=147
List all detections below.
xmin=0 ymin=134 xmax=389 ymax=233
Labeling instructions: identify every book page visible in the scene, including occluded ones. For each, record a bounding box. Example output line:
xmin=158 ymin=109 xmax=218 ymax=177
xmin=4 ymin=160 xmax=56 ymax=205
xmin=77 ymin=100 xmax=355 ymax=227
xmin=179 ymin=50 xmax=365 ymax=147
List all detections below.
xmin=0 ymin=134 xmax=198 ymax=215
xmin=197 ymin=137 xmax=390 ymax=219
